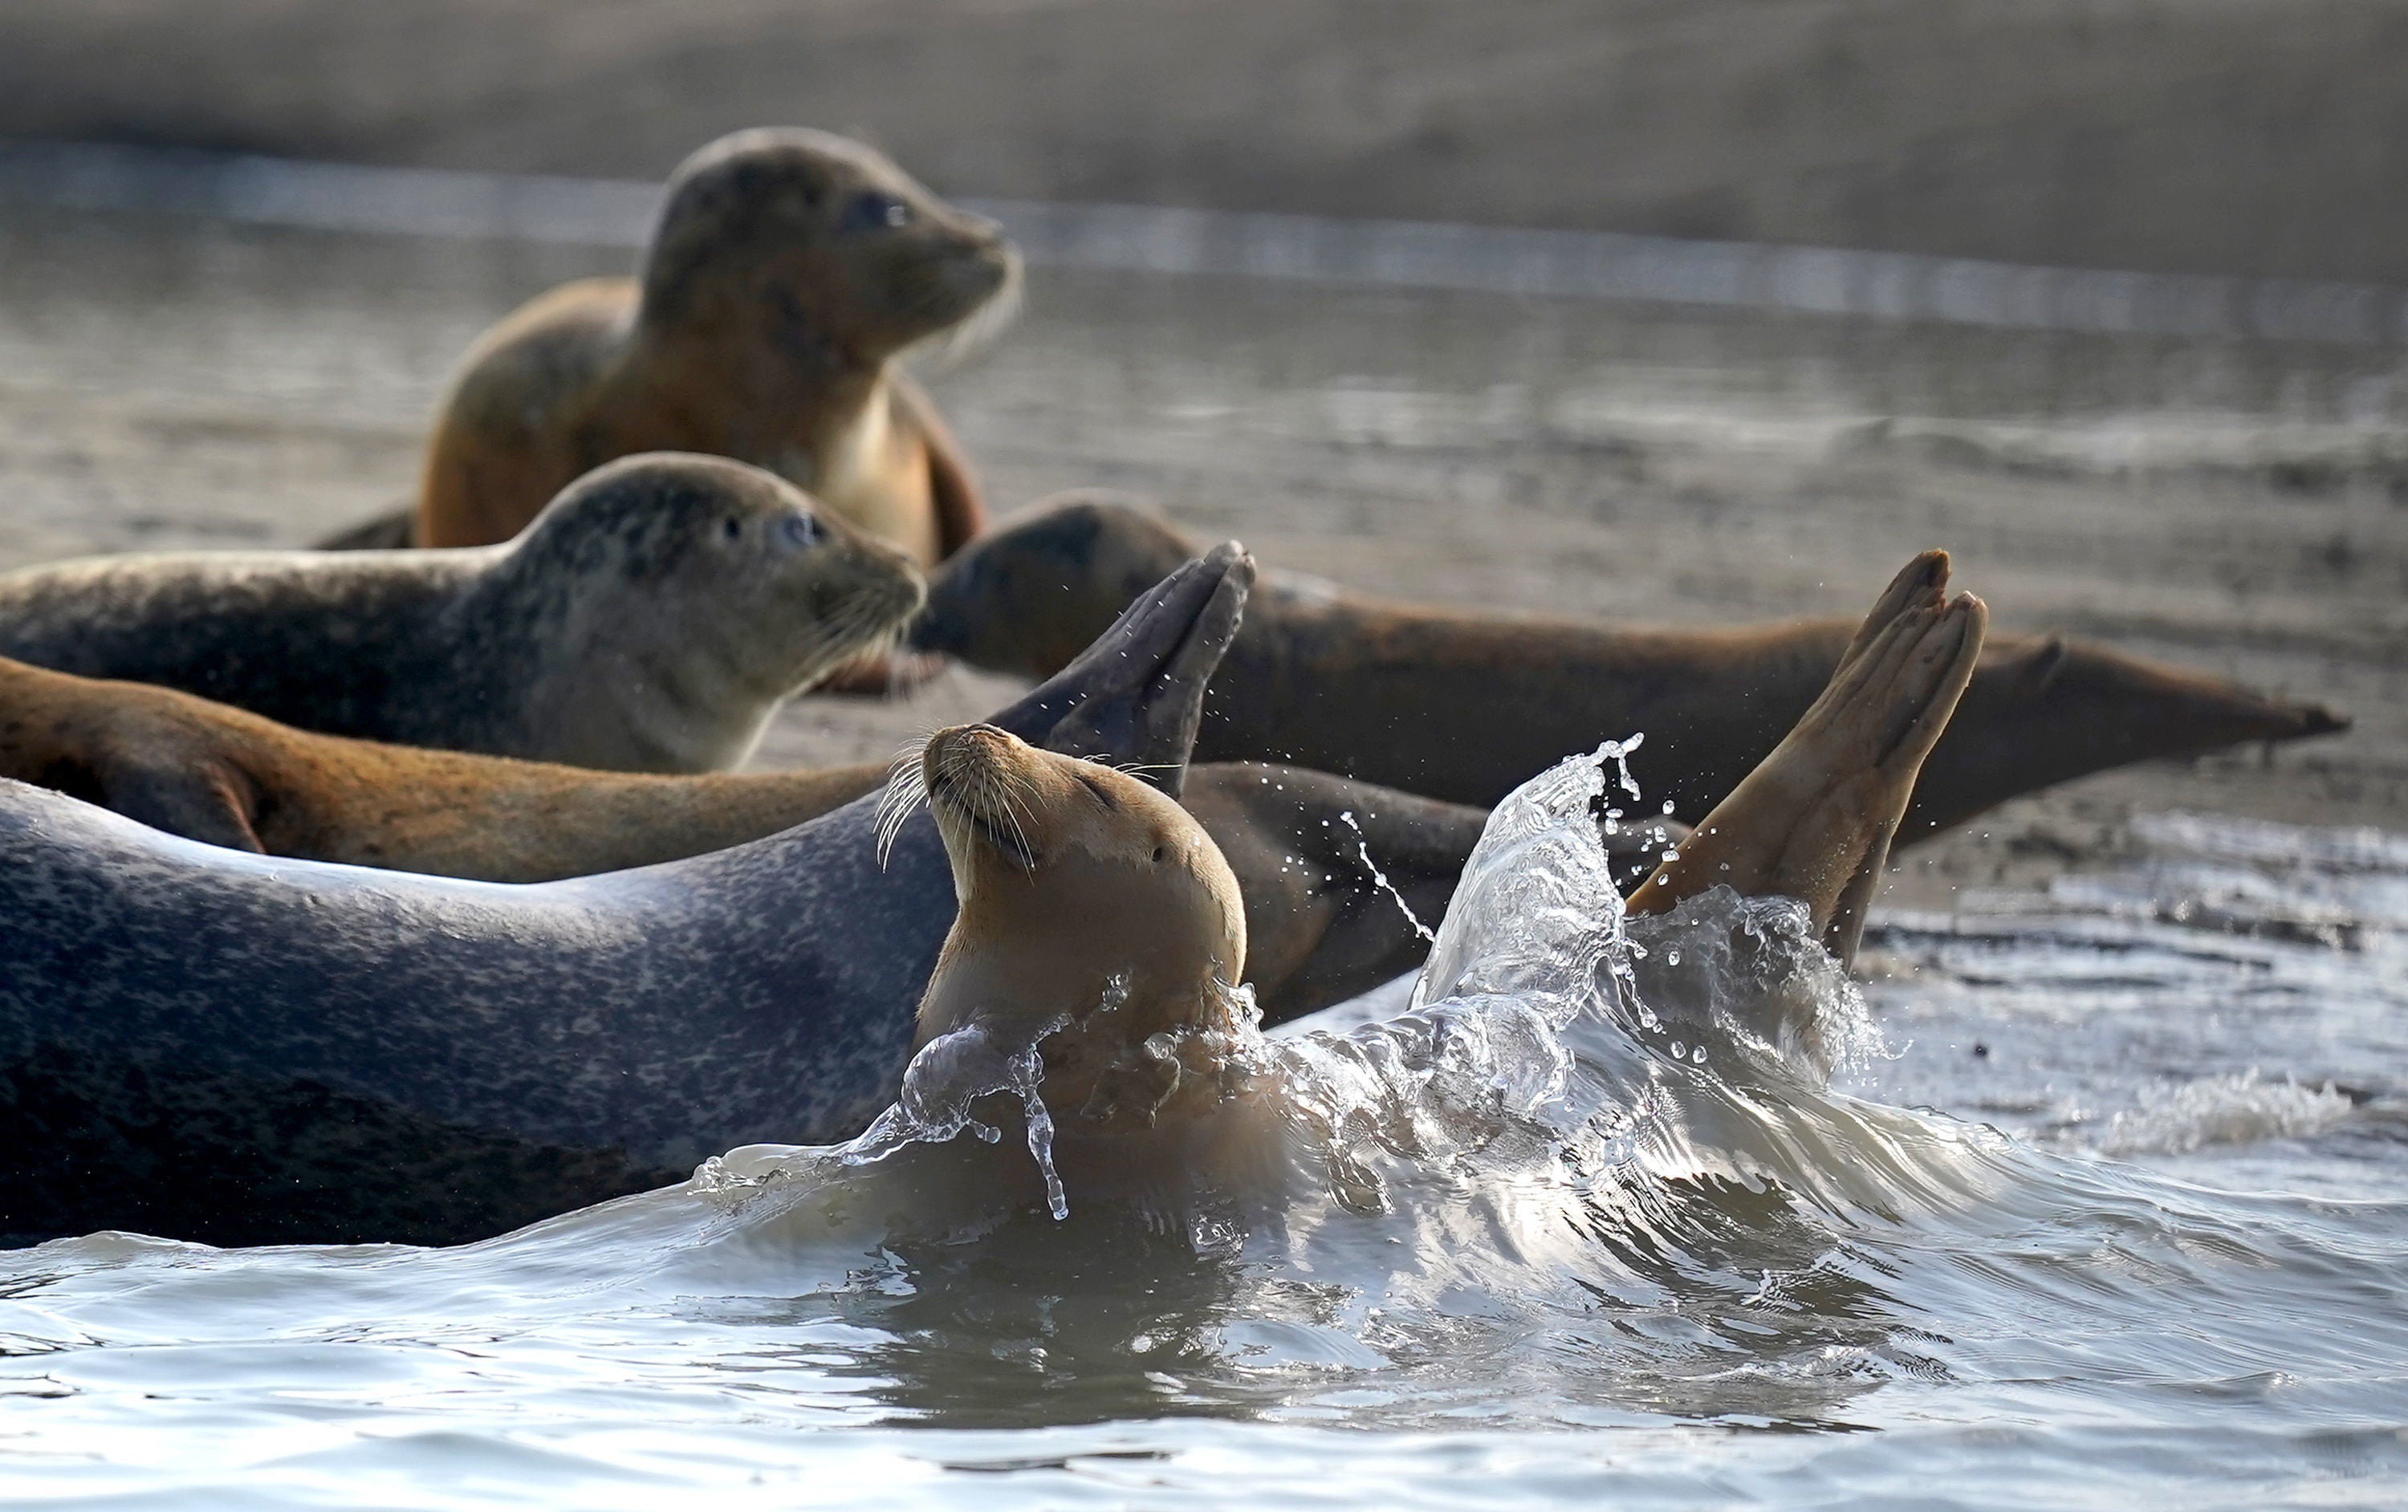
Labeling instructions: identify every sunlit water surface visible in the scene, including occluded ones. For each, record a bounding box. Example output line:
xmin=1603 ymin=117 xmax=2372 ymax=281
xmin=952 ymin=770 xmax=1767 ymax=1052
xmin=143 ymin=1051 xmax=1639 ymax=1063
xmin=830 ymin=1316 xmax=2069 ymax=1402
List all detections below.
xmin=5 ymin=757 xmax=2406 ymax=1510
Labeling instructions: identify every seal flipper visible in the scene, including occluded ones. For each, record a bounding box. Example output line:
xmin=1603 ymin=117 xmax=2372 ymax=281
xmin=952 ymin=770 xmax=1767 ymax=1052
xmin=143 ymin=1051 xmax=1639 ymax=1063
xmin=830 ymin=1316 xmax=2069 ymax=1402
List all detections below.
xmin=989 ymin=543 xmax=1255 ymax=798
xmin=94 ymin=754 xmax=266 ymax=855
xmin=1629 ymin=551 xmax=1987 ymax=966
xmin=892 ymin=372 xmax=989 ymax=560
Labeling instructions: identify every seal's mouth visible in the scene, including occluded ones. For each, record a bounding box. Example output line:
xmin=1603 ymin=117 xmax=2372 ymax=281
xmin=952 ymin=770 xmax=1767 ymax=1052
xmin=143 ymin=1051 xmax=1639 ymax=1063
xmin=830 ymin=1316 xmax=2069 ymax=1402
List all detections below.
xmin=794 ymin=553 xmax=929 ymax=687
xmin=883 ymin=723 xmax=1043 ymax=872
xmin=929 ymin=767 xmax=1039 ymax=870
xmin=919 ymin=238 xmax=1023 ymax=366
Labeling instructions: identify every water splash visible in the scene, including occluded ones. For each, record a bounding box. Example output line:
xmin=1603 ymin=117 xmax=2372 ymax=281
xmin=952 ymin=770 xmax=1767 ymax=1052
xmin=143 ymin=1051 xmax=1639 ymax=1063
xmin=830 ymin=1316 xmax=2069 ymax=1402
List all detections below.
xmin=1337 ymin=809 xmax=1436 ymax=945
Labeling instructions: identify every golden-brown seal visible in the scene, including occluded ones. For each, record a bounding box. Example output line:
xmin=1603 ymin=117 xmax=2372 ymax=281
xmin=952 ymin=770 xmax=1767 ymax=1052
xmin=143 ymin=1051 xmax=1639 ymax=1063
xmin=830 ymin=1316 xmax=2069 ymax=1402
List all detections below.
xmin=0 ymin=654 xmax=1576 ymax=1021
xmin=912 ymin=494 xmax=2347 ymax=836
xmin=887 ymin=551 xmax=1985 ymax=1211
xmin=0 ymin=453 xmax=923 ymax=773
xmin=395 ymin=128 xmax=1015 ymax=566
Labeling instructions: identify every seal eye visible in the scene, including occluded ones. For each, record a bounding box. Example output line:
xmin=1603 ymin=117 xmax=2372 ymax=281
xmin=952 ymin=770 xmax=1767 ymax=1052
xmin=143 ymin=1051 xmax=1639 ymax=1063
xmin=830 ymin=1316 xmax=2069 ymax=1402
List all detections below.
xmin=844 ymin=191 xmax=912 ymax=233
xmin=778 ymin=512 xmax=820 ymax=550
xmin=721 ymin=517 xmax=742 ymax=542
xmin=1152 ymin=845 xmax=1167 ymax=864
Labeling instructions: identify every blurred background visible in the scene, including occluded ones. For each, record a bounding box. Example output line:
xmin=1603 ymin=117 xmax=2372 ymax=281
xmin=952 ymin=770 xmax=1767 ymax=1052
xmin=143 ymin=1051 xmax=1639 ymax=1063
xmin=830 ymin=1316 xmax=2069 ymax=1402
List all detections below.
xmin=0 ymin=0 xmax=2401 ymax=890
xmin=6 ymin=0 xmax=2408 ymax=282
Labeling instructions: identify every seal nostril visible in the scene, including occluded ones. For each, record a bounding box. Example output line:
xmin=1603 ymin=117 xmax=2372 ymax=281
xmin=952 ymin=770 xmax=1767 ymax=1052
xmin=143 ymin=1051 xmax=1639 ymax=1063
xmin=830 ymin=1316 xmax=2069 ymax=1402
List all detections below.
xmin=779 ymin=513 xmax=820 ymax=550
xmin=722 ymin=517 xmax=742 ymax=542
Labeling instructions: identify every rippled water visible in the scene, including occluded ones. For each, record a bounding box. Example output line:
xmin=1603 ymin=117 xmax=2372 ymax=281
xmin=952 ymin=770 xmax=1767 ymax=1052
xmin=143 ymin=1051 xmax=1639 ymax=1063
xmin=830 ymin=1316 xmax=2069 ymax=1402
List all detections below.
xmin=5 ymin=758 xmax=2406 ymax=1509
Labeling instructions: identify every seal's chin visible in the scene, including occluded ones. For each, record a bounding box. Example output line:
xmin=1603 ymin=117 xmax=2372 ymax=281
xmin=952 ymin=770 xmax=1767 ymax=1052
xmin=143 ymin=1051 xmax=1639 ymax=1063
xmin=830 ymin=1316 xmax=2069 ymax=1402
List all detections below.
xmin=930 ymin=780 xmax=1039 ymax=870
xmin=781 ymin=567 xmax=926 ymax=693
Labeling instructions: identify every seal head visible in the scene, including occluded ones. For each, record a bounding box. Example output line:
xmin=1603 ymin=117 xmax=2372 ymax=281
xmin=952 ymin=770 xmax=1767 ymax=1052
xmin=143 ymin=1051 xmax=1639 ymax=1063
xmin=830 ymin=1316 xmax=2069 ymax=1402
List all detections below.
xmin=913 ymin=722 xmax=1250 ymax=1126
xmin=490 ymin=452 xmax=927 ymax=770
xmin=644 ymin=128 xmax=1018 ymax=363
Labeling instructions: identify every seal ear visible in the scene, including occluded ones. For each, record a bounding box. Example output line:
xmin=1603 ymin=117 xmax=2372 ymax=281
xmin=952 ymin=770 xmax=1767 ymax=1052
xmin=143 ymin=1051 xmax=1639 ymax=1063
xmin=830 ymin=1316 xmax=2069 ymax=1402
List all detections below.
xmin=97 ymin=755 xmax=267 ymax=855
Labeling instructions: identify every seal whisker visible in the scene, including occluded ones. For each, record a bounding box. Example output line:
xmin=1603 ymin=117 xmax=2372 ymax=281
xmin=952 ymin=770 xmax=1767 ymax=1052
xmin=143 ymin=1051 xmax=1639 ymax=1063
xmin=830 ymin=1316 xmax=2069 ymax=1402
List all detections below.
xmin=875 ymin=734 xmax=934 ymax=867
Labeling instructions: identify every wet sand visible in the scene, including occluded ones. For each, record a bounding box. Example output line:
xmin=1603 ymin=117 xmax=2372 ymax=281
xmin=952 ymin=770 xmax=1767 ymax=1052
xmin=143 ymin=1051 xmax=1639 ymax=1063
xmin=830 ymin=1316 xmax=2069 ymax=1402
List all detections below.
xmin=0 ymin=205 xmax=2401 ymax=912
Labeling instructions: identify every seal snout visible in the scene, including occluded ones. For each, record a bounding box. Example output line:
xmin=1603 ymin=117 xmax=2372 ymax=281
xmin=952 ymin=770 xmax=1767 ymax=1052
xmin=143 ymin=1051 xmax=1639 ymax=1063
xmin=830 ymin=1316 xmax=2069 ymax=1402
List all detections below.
xmin=922 ymin=723 xmax=1039 ymax=868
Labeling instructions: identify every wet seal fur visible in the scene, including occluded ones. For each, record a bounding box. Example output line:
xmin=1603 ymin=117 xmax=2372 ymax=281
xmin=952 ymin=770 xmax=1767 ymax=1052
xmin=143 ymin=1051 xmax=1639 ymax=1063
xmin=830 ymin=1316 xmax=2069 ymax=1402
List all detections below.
xmin=327 ymin=128 xmax=1015 ymax=567
xmin=0 ymin=453 xmax=924 ymax=773
xmin=0 ymin=652 xmax=1596 ymax=1021
xmin=872 ymin=553 xmax=1984 ymax=1217
xmin=0 ymin=545 xmax=1252 ymax=1248
xmin=913 ymin=493 xmax=2349 ymax=833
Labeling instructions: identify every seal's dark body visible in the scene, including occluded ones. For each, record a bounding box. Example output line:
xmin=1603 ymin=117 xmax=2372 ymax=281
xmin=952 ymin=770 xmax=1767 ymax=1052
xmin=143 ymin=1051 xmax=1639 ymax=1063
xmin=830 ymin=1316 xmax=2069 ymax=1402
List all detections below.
xmin=0 ymin=786 xmax=941 ymax=1246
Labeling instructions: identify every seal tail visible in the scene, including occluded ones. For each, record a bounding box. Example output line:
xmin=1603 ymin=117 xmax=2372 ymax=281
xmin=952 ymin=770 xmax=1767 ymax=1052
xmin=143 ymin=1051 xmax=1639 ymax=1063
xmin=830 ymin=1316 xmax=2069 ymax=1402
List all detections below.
xmin=1905 ymin=633 xmax=2349 ymax=839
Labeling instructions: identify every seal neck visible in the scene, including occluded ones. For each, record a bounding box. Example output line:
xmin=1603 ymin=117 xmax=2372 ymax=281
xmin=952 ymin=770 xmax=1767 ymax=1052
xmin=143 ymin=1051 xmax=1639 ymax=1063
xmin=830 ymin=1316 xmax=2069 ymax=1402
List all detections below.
xmin=443 ymin=549 xmax=779 ymax=772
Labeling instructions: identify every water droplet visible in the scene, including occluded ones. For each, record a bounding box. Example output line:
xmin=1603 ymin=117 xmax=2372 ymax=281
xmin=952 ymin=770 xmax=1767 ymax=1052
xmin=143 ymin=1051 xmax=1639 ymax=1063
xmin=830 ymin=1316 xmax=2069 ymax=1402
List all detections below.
xmin=1666 ymin=949 xmax=1681 ymax=965
xmin=1692 ymin=1046 xmax=1707 ymax=1064
xmin=1670 ymin=1040 xmax=1686 ymax=1058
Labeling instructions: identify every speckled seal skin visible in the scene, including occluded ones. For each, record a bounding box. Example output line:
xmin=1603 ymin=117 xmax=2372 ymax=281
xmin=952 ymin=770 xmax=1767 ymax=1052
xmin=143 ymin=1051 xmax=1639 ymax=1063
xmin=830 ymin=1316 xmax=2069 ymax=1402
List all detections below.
xmin=0 ymin=651 xmax=1564 ymax=1022
xmin=337 ymin=128 xmax=1015 ymax=567
xmin=0 ymin=453 xmax=925 ymax=774
xmin=0 ymin=544 xmax=1250 ymax=1249
xmin=913 ymin=493 xmax=2350 ymax=835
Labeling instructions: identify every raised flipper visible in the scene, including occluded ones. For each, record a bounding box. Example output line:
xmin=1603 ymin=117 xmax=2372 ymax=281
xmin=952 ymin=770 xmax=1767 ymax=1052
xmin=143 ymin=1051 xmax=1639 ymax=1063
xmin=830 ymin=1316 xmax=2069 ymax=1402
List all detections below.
xmin=987 ymin=542 xmax=1254 ymax=797
xmin=1628 ymin=551 xmax=1987 ymax=965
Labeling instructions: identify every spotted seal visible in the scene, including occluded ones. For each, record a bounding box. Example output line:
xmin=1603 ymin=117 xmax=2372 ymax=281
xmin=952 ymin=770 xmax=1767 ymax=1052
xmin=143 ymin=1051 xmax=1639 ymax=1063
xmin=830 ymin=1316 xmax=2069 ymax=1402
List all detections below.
xmin=910 ymin=493 xmax=2347 ymax=832
xmin=0 ymin=545 xmax=1251 ymax=1248
xmin=0 ymin=453 xmax=923 ymax=773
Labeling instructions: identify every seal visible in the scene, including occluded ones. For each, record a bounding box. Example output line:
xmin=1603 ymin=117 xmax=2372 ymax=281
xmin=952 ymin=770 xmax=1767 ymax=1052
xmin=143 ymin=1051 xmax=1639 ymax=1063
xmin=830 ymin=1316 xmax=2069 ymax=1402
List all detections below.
xmin=0 ymin=652 xmax=1574 ymax=1021
xmin=912 ymin=493 xmax=2349 ymax=835
xmin=0 ymin=453 xmax=925 ymax=774
xmin=323 ymin=128 xmax=1015 ymax=567
xmin=864 ymin=552 xmax=1984 ymax=1217
xmin=0 ymin=545 xmax=1253 ymax=1249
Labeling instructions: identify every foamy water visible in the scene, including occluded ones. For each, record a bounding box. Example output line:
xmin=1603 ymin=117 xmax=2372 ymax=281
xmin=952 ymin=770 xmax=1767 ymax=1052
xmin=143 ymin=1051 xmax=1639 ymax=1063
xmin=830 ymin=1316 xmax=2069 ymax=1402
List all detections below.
xmin=5 ymin=760 xmax=2407 ymax=1508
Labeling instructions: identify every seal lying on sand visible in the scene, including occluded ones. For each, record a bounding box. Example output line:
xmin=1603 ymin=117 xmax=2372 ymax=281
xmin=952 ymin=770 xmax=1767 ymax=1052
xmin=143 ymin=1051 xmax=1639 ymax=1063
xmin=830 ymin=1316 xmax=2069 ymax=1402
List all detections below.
xmin=0 ymin=454 xmax=923 ymax=773
xmin=911 ymin=494 xmax=2346 ymax=831
xmin=0 ymin=547 xmax=1257 ymax=1249
xmin=324 ymin=128 xmax=1015 ymax=567
xmin=0 ymin=652 xmax=1567 ymax=1021
xmin=869 ymin=552 xmax=1983 ymax=1213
